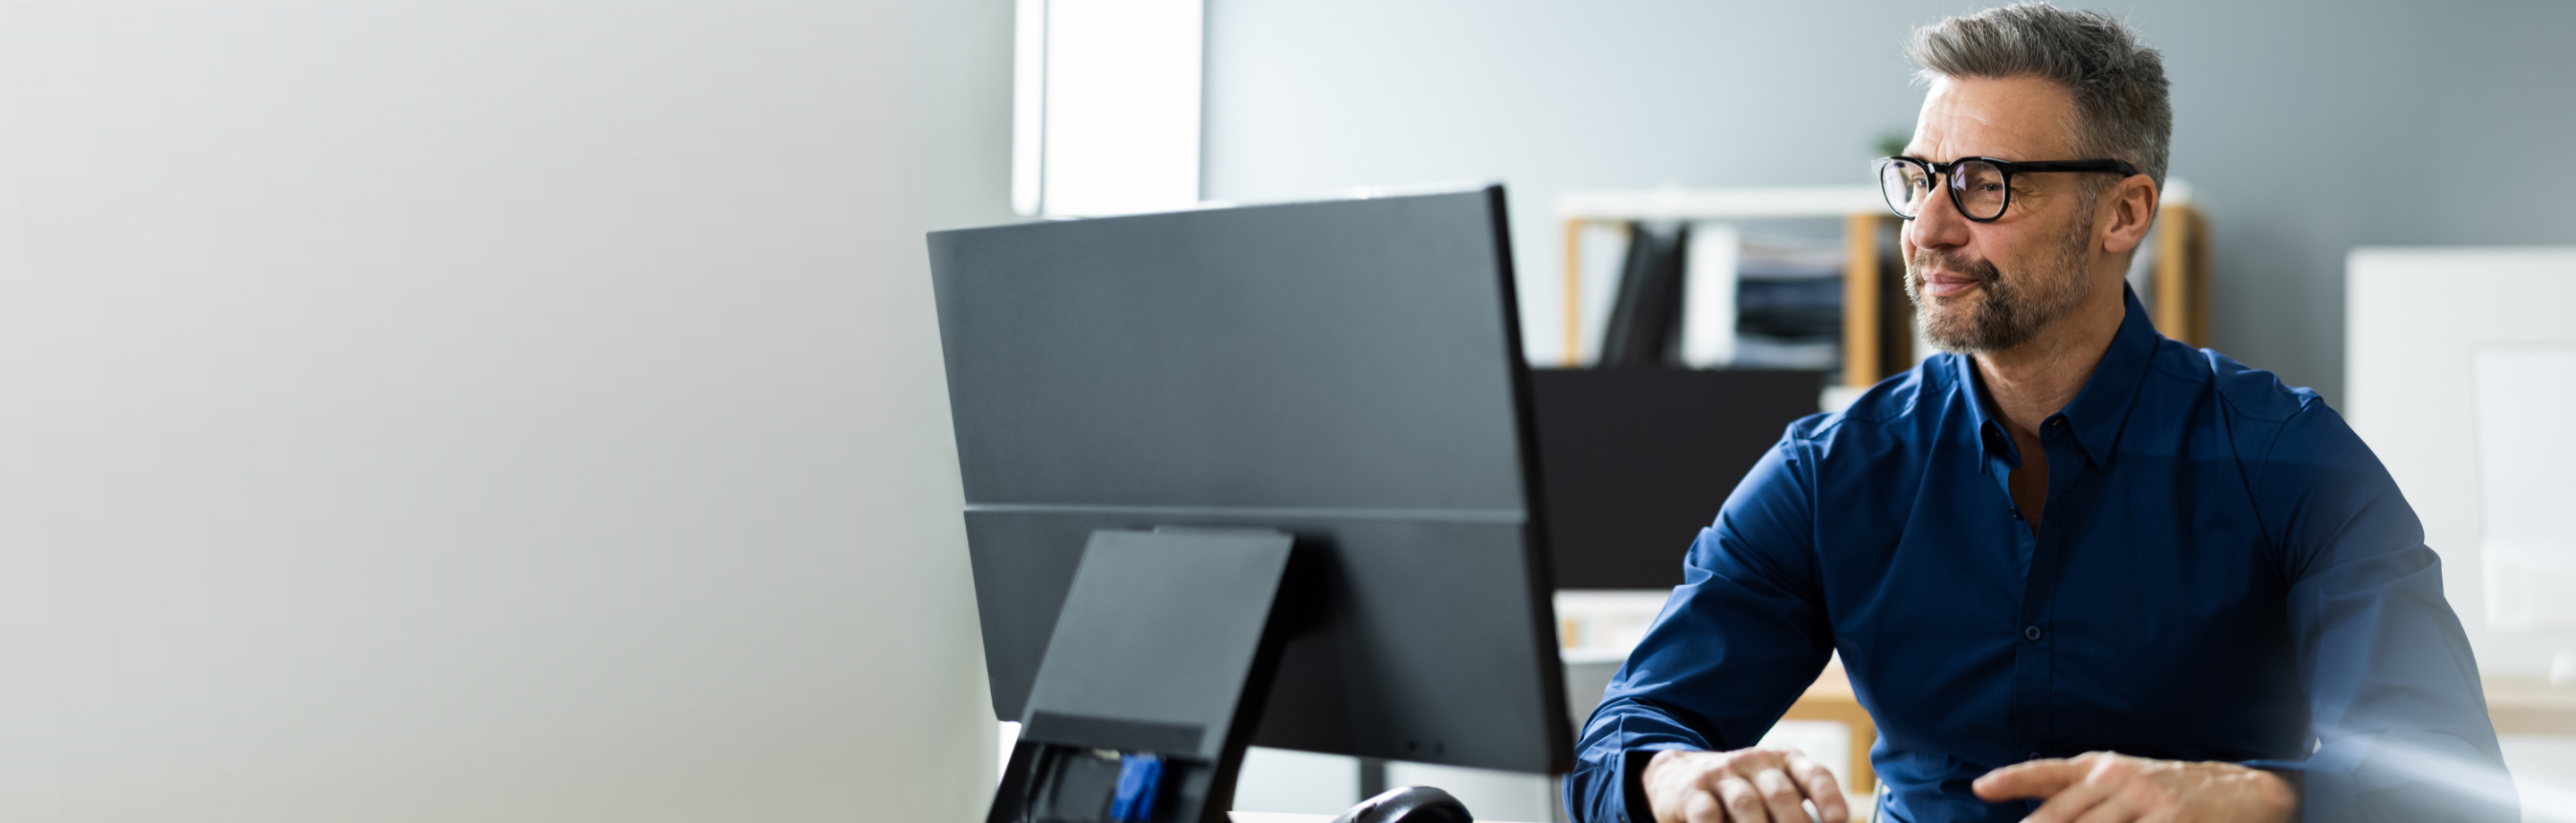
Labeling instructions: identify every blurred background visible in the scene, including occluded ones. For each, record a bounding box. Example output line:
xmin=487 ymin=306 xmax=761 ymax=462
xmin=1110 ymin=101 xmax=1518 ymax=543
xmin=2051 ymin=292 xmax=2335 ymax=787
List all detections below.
xmin=1 ymin=0 xmax=2570 ymax=820
xmin=1199 ymin=0 xmax=2574 ymax=403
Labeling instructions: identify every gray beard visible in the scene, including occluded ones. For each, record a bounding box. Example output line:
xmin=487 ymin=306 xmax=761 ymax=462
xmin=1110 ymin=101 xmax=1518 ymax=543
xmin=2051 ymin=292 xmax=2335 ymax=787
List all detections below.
xmin=1903 ymin=216 xmax=2097 ymax=354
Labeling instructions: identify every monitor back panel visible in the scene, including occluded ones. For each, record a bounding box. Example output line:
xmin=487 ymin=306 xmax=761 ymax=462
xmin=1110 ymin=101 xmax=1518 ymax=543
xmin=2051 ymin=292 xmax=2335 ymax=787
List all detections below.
xmin=927 ymin=188 xmax=1569 ymax=773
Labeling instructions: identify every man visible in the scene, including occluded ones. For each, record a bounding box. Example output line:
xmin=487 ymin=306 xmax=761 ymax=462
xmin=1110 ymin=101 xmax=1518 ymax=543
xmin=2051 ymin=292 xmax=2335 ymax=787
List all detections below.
xmin=1563 ymin=4 xmax=2514 ymax=822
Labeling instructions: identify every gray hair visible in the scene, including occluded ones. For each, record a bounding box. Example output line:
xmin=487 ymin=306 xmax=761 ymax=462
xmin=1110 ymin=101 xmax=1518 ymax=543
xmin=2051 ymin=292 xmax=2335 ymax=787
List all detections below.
xmin=1908 ymin=3 xmax=2172 ymax=190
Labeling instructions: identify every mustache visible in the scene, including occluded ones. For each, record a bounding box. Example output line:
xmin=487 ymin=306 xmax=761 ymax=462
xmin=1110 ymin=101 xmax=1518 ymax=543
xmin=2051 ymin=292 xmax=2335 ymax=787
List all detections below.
xmin=1908 ymin=248 xmax=2002 ymax=284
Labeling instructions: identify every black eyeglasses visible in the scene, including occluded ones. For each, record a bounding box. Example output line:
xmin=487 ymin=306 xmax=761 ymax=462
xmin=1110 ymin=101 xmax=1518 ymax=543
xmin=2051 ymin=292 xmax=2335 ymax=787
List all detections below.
xmin=1876 ymin=156 xmax=2140 ymax=222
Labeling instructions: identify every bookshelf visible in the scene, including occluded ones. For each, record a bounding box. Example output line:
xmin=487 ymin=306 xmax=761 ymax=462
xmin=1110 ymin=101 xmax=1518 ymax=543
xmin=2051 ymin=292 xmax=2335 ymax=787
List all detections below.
xmin=1556 ymin=183 xmax=2209 ymax=387
xmin=2146 ymin=183 xmax=2210 ymax=346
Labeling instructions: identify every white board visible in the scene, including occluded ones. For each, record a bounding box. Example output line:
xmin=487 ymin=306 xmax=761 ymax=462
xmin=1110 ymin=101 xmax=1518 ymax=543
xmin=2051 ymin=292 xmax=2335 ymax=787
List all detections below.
xmin=2472 ymin=345 xmax=2576 ymax=630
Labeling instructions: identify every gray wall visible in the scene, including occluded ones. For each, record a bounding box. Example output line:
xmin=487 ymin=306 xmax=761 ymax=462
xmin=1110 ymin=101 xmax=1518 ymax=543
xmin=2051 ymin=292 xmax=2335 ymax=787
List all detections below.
xmin=0 ymin=1 xmax=1010 ymax=819
xmin=1205 ymin=0 xmax=2576 ymax=403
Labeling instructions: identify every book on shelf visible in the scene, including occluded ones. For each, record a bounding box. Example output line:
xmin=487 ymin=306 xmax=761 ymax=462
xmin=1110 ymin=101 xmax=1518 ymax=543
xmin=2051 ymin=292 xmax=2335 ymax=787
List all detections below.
xmin=1679 ymin=224 xmax=1741 ymax=369
xmin=1598 ymin=222 xmax=1689 ymax=368
xmin=1732 ymin=232 xmax=1843 ymax=369
xmin=1577 ymin=221 xmax=1845 ymax=371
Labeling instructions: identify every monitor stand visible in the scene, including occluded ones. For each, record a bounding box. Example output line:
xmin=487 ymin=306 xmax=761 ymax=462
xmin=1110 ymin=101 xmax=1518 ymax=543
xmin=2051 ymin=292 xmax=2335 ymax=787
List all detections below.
xmin=987 ymin=528 xmax=1484 ymax=823
xmin=987 ymin=527 xmax=1312 ymax=823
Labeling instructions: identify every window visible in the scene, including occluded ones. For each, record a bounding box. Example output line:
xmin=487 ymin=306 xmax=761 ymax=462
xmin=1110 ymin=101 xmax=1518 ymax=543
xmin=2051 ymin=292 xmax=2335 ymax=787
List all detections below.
xmin=1013 ymin=0 xmax=1203 ymax=216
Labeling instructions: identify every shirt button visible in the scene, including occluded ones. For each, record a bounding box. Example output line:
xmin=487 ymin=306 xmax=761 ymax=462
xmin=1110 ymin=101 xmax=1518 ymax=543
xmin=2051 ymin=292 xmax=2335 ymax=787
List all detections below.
xmin=2023 ymin=625 xmax=2044 ymax=641
xmin=2029 ymin=751 xmax=2044 ymax=761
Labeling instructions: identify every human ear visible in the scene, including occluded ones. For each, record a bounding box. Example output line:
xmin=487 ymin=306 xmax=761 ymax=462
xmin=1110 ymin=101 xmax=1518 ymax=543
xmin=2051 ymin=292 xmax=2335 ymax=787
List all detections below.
xmin=2099 ymin=175 xmax=2157 ymax=256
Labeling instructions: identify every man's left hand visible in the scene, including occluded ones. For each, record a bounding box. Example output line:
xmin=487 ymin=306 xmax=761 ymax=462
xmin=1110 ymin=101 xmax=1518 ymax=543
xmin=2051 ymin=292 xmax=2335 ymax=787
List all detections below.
xmin=1972 ymin=751 xmax=2297 ymax=823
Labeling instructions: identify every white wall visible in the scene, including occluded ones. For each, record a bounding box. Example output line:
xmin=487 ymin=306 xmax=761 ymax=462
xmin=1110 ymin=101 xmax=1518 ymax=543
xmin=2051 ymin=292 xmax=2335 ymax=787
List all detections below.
xmin=0 ymin=2 xmax=1011 ymax=820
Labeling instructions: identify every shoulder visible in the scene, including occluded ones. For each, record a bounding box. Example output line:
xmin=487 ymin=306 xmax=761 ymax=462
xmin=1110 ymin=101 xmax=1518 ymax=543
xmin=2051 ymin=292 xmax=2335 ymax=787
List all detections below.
xmin=2182 ymin=345 xmax=2399 ymax=522
xmin=2180 ymin=351 xmax=2421 ymax=577
xmin=2163 ymin=345 xmax=2368 ymax=470
xmin=2183 ymin=346 xmax=2322 ymax=424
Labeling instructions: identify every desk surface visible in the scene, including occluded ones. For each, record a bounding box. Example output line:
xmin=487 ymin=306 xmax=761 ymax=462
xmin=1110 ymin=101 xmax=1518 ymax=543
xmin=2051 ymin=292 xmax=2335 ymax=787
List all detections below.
xmin=2486 ymin=675 xmax=2576 ymax=735
xmin=1802 ymin=661 xmax=2576 ymax=734
xmin=1228 ymin=673 xmax=2572 ymax=823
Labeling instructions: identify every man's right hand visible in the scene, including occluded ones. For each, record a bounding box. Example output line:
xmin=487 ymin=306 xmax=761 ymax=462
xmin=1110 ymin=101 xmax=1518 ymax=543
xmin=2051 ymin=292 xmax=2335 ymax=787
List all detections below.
xmin=1642 ymin=747 xmax=1850 ymax=823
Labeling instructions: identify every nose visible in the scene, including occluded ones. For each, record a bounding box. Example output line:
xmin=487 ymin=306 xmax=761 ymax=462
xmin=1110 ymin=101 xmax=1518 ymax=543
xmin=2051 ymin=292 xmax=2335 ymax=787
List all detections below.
xmin=1906 ymin=173 xmax=1972 ymax=253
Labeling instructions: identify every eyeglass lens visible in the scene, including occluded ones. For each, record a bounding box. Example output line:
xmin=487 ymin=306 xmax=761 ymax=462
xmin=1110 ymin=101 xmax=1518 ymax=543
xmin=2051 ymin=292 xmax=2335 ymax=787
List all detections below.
xmin=1954 ymin=161 xmax=2005 ymax=219
xmin=1881 ymin=161 xmax=1933 ymax=216
xmin=1880 ymin=159 xmax=2009 ymax=220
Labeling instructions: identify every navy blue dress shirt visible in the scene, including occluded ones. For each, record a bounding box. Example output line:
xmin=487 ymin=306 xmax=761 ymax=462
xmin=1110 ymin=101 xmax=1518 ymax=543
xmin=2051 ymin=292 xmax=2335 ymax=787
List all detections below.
xmin=1565 ymin=288 xmax=2512 ymax=822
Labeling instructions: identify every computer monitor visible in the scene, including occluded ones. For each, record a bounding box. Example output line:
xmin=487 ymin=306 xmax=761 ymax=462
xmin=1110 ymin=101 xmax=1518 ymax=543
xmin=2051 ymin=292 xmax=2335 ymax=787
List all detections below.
xmin=928 ymin=185 xmax=1570 ymax=820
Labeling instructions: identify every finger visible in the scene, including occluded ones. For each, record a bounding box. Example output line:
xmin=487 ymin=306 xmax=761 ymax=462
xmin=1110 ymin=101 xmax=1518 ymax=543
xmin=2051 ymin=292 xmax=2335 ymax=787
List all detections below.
xmin=1973 ymin=759 xmax=2080 ymax=801
xmin=1654 ymin=752 xmax=1725 ymax=823
xmin=1682 ymin=789 xmax=1729 ymax=823
xmin=1714 ymin=776 xmax=1770 ymax=823
xmin=1679 ymin=789 xmax=1720 ymax=823
xmin=1752 ymin=768 xmax=1808 ymax=823
xmin=1783 ymin=752 xmax=1850 ymax=823
xmin=2020 ymin=775 xmax=2116 ymax=823
xmin=2064 ymin=789 xmax=2142 ymax=823
xmin=1658 ymin=753 xmax=1741 ymax=823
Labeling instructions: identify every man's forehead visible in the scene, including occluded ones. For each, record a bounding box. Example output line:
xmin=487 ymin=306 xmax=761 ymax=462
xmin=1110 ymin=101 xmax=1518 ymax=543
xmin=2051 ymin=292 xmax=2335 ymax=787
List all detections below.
xmin=1910 ymin=75 xmax=2079 ymax=161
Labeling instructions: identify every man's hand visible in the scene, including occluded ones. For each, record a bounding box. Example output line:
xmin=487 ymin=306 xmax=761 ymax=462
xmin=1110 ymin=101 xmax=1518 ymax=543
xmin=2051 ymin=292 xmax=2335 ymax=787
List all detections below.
xmin=1642 ymin=747 xmax=1849 ymax=823
xmin=1972 ymin=751 xmax=2296 ymax=823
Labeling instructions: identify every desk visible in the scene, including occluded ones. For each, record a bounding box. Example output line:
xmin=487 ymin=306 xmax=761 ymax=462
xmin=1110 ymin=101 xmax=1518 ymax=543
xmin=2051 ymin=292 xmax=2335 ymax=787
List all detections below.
xmin=1793 ymin=666 xmax=2575 ymax=776
xmin=1786 ymin=659 xmax=1877 ymax=793
xmin=2487 ymin=675 xmax=2576 ymax=734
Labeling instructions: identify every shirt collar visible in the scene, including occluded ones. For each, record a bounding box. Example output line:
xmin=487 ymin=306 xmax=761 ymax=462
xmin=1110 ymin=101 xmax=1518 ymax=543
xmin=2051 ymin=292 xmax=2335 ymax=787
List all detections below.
xmin=1955 ymin=284 xmax=2160 ymax=470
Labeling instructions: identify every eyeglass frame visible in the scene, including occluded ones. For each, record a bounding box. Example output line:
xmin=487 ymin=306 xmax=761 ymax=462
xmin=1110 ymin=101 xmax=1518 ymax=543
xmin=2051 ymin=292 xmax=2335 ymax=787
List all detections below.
xmin=1876 ymin=156 xmax=2141 ymax=223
